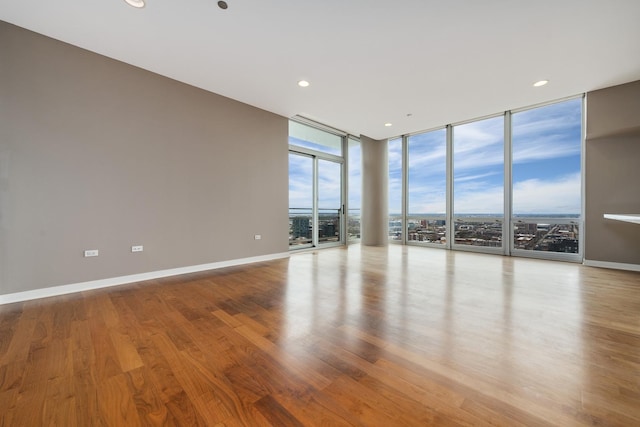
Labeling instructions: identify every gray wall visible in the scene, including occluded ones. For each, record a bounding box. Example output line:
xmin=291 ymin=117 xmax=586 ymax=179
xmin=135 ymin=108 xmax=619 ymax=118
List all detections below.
xmin=0 ymin=21 xmax=289 ymax=295
xmin=585 ymin=80 xmax=640 ymax=265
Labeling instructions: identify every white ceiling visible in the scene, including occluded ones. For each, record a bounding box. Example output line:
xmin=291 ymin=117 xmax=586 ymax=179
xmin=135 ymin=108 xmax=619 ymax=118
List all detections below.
xmin=2 ymin=0 xmax=640 ymax=139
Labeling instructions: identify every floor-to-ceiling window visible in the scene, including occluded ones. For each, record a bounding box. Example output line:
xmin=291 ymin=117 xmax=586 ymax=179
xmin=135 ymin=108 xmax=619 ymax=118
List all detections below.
xmin=394 ymin=96 xmax=584 ymax=260
xmin=288 ymin=120 xmax=346 ymax=249
xmin=288 ymin=96 xmax=582 ymax=259
xmin=510 ymin=98 xmax=582 ymax=259
xmin=452 ymin=115 xmax=505 ymax=252
xmin=407 ymin=128 xmax=447 ymax=246
xmin=347 ymin=136 xmax=362 ymax=241
xmin=388 ymin=137 xmax=403 ymax=243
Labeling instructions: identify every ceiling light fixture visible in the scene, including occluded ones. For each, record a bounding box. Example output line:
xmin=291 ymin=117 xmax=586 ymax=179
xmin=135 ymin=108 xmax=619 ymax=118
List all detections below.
xmin=124 ymin=0 xmax=145 ymax=8
xmin=533 ymin=80 xmax=549 ymax=87
xmin=297 ymin=80 xmax=310 ymax=87
xmin=384 ymin=123 xmax=392 ymax=127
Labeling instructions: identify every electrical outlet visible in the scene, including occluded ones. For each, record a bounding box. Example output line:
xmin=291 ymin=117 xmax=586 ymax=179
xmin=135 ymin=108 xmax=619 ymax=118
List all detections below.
xmin=254 ymin=234 xmax=262 ymax=240
xmin=131 ymin=245 xmax=143 ymax=252
xmin=84 ymin=249 xmax=99 ymax=257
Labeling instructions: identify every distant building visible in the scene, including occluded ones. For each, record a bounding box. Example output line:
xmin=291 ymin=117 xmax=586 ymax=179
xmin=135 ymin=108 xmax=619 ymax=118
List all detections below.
xmin=321 ymin=223 xmax=336 ymax=238
xmin=292 ymin=217 xmax=311 ymax=238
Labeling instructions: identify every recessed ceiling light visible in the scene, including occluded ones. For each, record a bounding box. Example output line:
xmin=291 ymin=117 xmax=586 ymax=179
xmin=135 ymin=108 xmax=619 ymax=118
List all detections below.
xmin=298 ymin=80 xmax=310 ymax=87
xmin=533 ymin=80 xmax=549 ymax=87
xmin=124 ymin=0 xmax=145 ymax=8
xmin=384 ymin=123 xmax=392 ymax=127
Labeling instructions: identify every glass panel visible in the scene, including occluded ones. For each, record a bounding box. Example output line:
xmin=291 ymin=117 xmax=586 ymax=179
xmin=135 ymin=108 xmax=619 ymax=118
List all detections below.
xmin=512 ymin=98 xmax=582 ymax=218
xmin=289 ymin=153 xmax=313 ymax=247
xmin=388 ymin=137 xmax=403 ymax=242
xmin=513 ymin=222 xmax=579 ymax=253
xmin=408 ymin=129 xmax=446 ymax=214
xmin=407 ymin=129 xmax=447 ymax=245
xmin=289 ymin=121 xmax=342 ymax=156
xmin=453 ymin=116 xmax=504 ymax=248
xmin=318 ymin=159 xmax=342 ymax=244
xmin=348 ymin=138 xmax=361 ymax=241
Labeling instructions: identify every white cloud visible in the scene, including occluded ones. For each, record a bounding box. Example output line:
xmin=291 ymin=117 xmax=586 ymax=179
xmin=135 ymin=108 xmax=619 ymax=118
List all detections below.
xmin=455 ymin=171 xmax=501 ymax=183
xmin=450 ymin=172 xmax=581 ymax=215
xmin=512 ymin=132 xmax=580 ymax=164
xmin=454 ymin=185 xmax=504 ymax=214
xmin=408 ymin=147 xmax=446 ymax=169
xmin=512 ymin=99 xmax=581 ymax=164
xmin=409 ymin=198 xmax=447 ymax=214
xmin=289 ymin=154 xmax=343 ymax=208
xmin=512 ymin=173 xmax=581 ymax=214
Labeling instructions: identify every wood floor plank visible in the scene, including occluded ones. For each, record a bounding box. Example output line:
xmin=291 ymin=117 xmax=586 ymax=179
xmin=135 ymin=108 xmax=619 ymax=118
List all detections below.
xmin=43 ymin=377 xmax=78 ymax=427
xmin=306 ymin=336 xmax=500 ymax=426
xmin=0 ymin=303 xmax=38 ymax=365
xmin=272 ymin=386 xmax=365 ymax=427
xmin=86 ymin=308 xmax=123 ymax=382
xmin=163 ymin=390 xmax=209 ymax=427
xmin=0 ymin=360 xmax=25 ymax=393
xmin=4 ymin=377 xmax=48 ymax=426
xmin=0 ymin=245 xmax=639 ymax=425
xmin=72 ymin=370 xmax=104 ymax=427
xmin=97 ymin=373 xmax=143 ymax=427
xmin=135 ymin=335 xmax=187 ymax=403
xmin=125 ymin=366 xmax=178 ymax=426
xmin=253 ymin=394 xmax=305 ymax=427
xmin=324 ymin=375 xmax=428 ymax=426
xmin=341 ymin=323 xmax=587 ymax=426
xmin=0 ymin=305 xmax=23 ymax=361
xmin=149 ymin=332 xmax=237 ymax=425
xmin=233 ymin=324 xmax=333 ymax=391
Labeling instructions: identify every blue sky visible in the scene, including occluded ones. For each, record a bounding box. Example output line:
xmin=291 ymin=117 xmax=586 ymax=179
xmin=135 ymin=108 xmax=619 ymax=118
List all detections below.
xmin=348 ymin=140 xmax=362 ymax=211
xmin=288 ymin=153 xmax=344 ymax=211
xmin=290 ymin=97 xmax=582 ymax=217
xmin=407 ymin=129 xmax=447 ymax=214
xmin=289 ymin=138 xmax=362 ymax=211
xmin=392 ymin=98 xmax=582 ymax=216
xmin=288 ymin=153 xmax=313 ymax=211
xmin=511 ymin=98 xmax=582 ymax=215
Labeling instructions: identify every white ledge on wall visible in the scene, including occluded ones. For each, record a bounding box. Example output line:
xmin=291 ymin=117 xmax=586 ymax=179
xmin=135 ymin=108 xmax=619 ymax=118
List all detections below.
xmin=603 ymin=214 xmax=640 ymax=224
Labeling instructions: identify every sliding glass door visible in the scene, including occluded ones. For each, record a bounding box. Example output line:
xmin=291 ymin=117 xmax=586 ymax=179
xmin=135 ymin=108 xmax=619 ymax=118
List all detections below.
xmin=318 ymin=159 xmax=342 ymax=245
xmin=289 ymin=120 xmax=346 ymax=249
xmin=288 ymin=152 xmax=344 ymax=248
xmin=288 ymin=152 xmax=314 ymax=248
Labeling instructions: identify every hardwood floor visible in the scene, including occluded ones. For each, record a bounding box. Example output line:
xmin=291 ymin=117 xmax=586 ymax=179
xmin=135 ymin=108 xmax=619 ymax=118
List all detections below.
xmin=1 ymin=245 xmax=639 ymax=426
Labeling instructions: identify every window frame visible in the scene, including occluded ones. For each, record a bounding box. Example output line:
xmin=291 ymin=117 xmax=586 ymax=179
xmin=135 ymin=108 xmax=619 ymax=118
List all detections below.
xmin=288 ymin=118 xmax=350 ymax=250
xmin=393 ymin=95 xmax=585 ymax=261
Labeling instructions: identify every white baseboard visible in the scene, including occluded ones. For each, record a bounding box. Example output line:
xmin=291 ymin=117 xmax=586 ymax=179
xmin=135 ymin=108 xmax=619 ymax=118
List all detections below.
xmin=583 ymin=259 xmax=640 ymax=272
xmin=0 ymin=252 xmax=290 ymax=305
